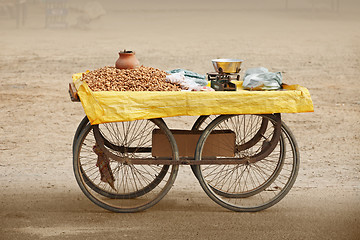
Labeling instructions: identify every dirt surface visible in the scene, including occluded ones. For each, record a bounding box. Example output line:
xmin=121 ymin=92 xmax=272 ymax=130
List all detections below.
xmin=0 ymin=0 xmax=359 ymax=239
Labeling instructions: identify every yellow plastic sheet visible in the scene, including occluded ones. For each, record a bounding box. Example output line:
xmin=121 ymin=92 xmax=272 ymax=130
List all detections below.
xmin=72 ymin=73 xmax=314 ymax=125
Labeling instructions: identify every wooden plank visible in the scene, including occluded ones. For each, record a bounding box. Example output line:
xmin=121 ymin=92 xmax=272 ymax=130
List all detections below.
xmin=152 ymin=129 xmax=235 ymax=158
xmin=68 ymin=82 xmax=80 ymax=102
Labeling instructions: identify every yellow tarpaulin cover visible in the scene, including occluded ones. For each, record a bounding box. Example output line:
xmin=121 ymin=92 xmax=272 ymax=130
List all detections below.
xmin=72 ymin=73 xmax=314 ymax=125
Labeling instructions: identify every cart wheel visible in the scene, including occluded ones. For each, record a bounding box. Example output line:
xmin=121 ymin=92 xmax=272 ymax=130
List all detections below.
xmin=192 ymin=115 xmax=284 ymax=197
xmin=192 ymin=115 xmax=284 ymax=198
xmin=194 ymin=114 xmax=299 ymax=212
xmin=71 ymin=116 xmax=170 ymax=199
xmin=73 ymin=118 xmax=179 ymax=213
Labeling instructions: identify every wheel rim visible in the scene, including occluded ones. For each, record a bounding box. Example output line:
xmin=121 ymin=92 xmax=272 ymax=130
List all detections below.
xmin=195 ymin=115 xmax=299 ymax=211
xmin=73 ymin=119 xmax=179 ymax=212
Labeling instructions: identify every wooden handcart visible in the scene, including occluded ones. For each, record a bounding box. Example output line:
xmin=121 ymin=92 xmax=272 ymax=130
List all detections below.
xmin=69 ymin=76 xmax=313 ymax=213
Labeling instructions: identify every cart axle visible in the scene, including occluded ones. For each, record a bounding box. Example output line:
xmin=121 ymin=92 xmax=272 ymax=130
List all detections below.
xmin=110 ymin=157 xmax=252 ymax=165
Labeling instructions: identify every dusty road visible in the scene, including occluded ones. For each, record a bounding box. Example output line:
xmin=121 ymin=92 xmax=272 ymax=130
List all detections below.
xmin=0 ymin=0 xmax=359 ymax=239
xmin=1 ymin=188 xmax=359 ymax=239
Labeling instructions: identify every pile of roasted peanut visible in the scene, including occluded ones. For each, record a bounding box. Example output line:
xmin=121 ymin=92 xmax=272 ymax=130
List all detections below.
xmin=82 ymin=66 xmax=182 ymax=91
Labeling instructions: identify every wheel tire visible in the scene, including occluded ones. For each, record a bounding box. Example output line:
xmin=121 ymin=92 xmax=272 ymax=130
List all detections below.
xmin=194 ymin=114 xmax=299 ymax=212
xmin=73 ymin=118 xmax=179 ymax=213
xmin=73 ymin=117 xmax=170 ymax=199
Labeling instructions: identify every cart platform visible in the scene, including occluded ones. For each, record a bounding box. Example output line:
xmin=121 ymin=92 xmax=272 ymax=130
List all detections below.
xmin=72 ymin=72 xmax=313 ymax=125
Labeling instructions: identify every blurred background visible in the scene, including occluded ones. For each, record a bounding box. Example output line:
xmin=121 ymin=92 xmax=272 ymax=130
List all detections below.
xmin=0 ymin=1 xmax=359 ymax=239
xmin=1 ymin=0 xmax=360 ymax=29
xmin=1 ymin=0 xmax=359 ymax=72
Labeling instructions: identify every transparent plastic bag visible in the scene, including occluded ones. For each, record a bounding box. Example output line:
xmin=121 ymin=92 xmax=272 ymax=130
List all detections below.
xmin=166 ymin=69 xmax=208 ymax=86
xmin=166 ymin=71 xmax=213 ymax=91
xmin=242 ymin=67 xmax=282 ymax=90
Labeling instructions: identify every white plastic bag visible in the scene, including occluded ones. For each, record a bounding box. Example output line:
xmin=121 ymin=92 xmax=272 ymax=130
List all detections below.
xmin=242 ymin=67 xmax=282 ymax=90
xmin=166 ymin=71 xmax=212 ymax=91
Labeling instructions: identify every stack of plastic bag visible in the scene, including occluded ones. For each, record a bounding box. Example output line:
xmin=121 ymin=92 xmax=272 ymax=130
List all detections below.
xmin=166 ymin=69 xmax=214 ymax=91
xmin=167 ymin=69 xmax=208 ymax=86
xmin=242 ymin=67 xmax=282 ymax=90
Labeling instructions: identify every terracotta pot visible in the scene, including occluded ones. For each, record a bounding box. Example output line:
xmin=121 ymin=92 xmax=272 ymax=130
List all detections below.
xmin=115 ymin=50 xmax=140 ymax=69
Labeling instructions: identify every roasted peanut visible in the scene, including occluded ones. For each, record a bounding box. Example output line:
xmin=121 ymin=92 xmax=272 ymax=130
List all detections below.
xmin=82 ymin=66 xmax=182 ymax=92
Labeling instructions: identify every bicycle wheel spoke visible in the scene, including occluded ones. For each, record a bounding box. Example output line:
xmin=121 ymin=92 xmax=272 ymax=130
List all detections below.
xmin=73 ymin=118 xmax=178 ymax=212
xmin=195 ymin=114 xmax=299 ymax=211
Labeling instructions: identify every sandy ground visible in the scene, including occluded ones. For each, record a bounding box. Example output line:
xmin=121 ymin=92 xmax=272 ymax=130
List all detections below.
xmin=0 ymin=0 xmax=359 ymax=239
